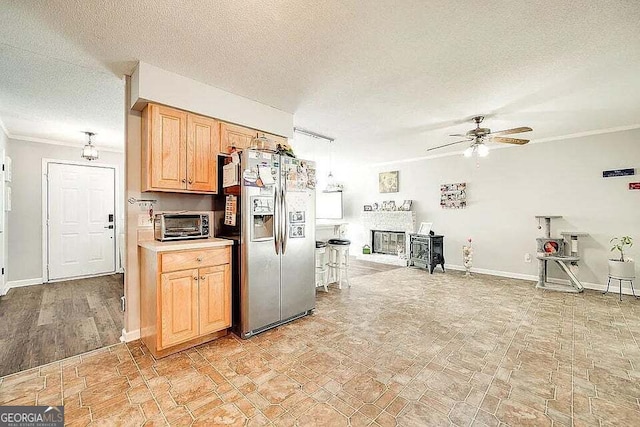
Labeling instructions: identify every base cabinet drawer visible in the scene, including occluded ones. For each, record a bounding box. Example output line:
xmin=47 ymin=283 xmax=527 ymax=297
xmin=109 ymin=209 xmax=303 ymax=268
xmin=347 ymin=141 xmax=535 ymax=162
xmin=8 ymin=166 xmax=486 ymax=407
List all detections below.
xmin=161 ymin=247 xmax=230 ymax=272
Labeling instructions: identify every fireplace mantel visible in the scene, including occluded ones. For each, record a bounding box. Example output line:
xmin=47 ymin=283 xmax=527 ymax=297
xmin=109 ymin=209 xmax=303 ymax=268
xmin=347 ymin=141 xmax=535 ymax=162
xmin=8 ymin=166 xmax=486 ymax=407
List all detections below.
xmin=361 ymin=211 xmax=416 ymax=233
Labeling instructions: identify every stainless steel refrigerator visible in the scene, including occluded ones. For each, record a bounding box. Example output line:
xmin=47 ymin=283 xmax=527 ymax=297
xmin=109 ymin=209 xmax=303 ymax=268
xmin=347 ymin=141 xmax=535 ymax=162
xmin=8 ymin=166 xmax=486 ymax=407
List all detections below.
xmin=222 ymin=149 xmax=316 ymax=338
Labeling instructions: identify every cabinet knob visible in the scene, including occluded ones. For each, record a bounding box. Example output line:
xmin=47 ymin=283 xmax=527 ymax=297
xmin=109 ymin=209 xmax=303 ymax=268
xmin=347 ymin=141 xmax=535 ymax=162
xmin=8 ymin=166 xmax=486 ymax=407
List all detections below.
xmin=193 ymin=276 xmax=198 ymax=281
xmin=196 ymin=257 xmax=203 ymax=262
xmin=200 ymin=276 xmax=205 ymax=280
xmin=188 ymin=178 xmax=193 ymax=184
xmin=181 ymin=178 xmax=186 ymax=183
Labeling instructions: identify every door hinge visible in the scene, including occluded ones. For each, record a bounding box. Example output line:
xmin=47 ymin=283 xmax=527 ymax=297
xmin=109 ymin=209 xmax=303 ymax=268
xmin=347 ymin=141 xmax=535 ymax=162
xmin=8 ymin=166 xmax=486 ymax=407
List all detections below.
xmin=1 ymin=268 xmax=4 ymax=275
xmin=121 ymin=296 xmax=126 ymax=312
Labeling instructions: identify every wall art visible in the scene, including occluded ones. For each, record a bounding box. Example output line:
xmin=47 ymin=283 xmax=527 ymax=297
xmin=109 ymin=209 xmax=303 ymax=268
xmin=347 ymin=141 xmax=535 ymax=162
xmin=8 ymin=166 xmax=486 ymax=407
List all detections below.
xmin=440 ymin=183 xmax=467 ymax=209
xmin=379 ymin=171 xmax=399 ymax=193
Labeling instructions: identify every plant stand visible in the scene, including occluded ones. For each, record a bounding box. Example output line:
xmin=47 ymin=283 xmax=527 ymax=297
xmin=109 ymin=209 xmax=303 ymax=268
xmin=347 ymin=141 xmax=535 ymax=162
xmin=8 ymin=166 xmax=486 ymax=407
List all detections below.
xmin=603 ymin=275 xmax=638 ymax=301
xmin=534 ymin=216 xmax=586 ymax=293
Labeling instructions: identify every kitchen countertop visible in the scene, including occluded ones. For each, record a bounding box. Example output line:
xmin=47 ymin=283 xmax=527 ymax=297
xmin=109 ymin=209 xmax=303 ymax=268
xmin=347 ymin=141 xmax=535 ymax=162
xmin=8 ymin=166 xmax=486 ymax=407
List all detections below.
xmin=139 ymin=237 xmax=234 ymax=252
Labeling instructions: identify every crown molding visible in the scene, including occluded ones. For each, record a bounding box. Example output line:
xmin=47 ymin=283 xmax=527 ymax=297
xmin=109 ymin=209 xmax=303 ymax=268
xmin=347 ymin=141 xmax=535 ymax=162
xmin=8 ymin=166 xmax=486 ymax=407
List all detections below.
xmin=7 ymin=133 xmax=124 ymax=153
xmin=371 ymin=124 xmax=640 ymax=167
xmin=0 ymin=118 xmax=9 ymax=138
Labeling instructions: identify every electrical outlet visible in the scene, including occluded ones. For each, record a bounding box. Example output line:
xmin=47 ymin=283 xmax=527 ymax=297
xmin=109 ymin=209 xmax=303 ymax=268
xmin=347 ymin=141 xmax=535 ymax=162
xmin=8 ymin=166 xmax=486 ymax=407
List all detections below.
xmin=524 ymin=253 xmax=532 ymax=263
xmin=138 ymin=213 xmax=153 ymax=227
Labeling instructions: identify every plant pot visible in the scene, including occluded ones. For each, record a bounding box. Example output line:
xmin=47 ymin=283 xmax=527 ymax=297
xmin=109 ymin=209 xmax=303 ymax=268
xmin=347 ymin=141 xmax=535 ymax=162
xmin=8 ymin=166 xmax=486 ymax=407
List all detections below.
xmin=608 ymin=259 xmax=636 ymax=279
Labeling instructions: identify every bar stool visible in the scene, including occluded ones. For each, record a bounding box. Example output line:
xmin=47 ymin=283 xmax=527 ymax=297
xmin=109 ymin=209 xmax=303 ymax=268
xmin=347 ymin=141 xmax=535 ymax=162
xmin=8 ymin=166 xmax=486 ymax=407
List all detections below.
xmin=315 ymin=241 xmax=329 ymax=292
xmin=328 ymin=238 xmax=351 ymax=289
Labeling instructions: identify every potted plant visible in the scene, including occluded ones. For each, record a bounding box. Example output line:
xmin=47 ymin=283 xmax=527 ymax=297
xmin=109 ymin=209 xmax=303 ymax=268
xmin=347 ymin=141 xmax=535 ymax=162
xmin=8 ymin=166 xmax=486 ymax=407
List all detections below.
xmin=609 ymin=236 xmax=635 ymax=279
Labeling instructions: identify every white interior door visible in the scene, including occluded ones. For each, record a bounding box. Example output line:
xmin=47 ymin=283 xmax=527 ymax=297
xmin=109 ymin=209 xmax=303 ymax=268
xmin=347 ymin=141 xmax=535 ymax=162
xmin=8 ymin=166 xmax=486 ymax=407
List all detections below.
xmin=47 ymin=163 xmax=115 ymax=281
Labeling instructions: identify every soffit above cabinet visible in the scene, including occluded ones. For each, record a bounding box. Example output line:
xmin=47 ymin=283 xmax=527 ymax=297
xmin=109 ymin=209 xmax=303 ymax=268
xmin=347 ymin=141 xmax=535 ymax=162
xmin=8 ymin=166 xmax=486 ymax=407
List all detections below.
xmin=131 ymin=62 xmax=293 ymax=138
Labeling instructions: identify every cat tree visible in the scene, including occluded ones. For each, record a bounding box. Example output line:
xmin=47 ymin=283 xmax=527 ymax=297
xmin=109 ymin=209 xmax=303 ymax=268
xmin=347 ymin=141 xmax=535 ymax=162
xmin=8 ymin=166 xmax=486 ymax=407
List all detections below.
xmin=535 ymin=215 xmax=587 ymax=293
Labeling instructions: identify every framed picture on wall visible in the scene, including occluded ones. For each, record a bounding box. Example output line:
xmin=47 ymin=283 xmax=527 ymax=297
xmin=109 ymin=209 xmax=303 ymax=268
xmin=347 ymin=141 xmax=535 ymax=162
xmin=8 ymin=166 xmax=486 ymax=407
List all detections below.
xmin=379 ymin=171 xmax=399 ymax=193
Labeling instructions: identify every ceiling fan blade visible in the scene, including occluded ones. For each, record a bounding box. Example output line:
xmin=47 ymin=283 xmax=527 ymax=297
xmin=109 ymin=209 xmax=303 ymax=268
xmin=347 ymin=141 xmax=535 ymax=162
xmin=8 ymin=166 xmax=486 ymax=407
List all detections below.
xmin=489 ymin=126 xmax=532 ymax=136
xmin=491 ymin=136 xmax=529 ymax=145
xmin=449 ymin=133 xmax=467 ymax=137
xmin=426 ymin=140 xmax=471 ymax=152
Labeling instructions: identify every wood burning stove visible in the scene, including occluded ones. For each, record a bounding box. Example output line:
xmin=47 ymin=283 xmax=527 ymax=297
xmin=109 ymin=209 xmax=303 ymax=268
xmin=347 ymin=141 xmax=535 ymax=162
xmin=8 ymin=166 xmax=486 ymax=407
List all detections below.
xmin=409 ymin=233 xmax=445 ymax=274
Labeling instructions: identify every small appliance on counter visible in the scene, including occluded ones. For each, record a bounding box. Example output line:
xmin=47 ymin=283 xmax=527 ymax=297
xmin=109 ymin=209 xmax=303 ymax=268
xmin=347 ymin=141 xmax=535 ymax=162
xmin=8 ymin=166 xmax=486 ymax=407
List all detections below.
xmin=154 ymin=212 xmax=211 ymax=241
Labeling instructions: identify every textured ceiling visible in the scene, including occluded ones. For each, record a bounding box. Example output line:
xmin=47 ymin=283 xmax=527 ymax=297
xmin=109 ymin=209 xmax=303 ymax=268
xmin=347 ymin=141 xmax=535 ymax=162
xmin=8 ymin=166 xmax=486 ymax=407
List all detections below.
xmin=0 ymin=0 xmax=639 ymax=159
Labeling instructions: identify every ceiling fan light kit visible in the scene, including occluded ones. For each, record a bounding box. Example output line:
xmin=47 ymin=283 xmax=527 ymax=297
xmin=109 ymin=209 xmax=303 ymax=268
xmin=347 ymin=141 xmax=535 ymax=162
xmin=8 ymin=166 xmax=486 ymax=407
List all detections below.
xmin=427 ymin=116 xmax=532 ymax=160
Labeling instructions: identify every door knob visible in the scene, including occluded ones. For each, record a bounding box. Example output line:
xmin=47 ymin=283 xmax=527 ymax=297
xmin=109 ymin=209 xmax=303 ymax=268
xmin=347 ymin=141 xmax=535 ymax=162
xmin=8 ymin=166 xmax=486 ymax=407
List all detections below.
xmin=104 ymin=225 xmax=114 ymax=229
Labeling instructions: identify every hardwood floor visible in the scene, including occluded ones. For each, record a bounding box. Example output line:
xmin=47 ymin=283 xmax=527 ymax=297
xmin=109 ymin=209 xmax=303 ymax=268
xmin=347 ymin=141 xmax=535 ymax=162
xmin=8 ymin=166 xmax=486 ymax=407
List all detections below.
xmin=0 ymin=274 xmax=123 ymax=377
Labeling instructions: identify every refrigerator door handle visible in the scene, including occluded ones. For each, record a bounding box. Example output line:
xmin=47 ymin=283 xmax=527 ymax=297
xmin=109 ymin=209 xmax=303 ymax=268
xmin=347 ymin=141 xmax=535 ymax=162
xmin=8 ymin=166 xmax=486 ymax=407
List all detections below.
xmin=281 ymin=186 xmax=288 ymax=254
xmin=274 ymin=188 xmax=280 ymax=255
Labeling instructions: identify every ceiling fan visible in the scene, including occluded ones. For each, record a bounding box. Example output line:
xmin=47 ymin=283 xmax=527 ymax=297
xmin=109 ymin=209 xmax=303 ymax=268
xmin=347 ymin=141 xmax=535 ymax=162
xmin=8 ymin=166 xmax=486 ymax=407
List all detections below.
xmin=426 ymin=116 xmax=532 ymax=158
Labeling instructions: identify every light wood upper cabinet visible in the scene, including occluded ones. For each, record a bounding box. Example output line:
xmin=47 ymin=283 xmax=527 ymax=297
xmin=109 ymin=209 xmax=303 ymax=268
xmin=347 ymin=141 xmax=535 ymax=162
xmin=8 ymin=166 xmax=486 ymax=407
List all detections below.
xmin=187 ymin=114 xmax=219 ymax=192
xmin=220 ymin=122 xmax=257 ymax=153
xmin=142 ymin=103 xmax=219 ymax=193
xmin=198 ymin=264 xmax=231 ymax=335
xmin=257 ymin=131 xmax=288 ymax=147
xmin=160 ymin=269 xmax=199 ymax=348
xmin=144 ymin=104 xmax=187 ymax=191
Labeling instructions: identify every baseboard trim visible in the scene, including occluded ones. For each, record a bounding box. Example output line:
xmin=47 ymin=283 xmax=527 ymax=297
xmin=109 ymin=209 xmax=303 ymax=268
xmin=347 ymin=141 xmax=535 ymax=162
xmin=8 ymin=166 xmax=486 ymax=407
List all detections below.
xmin=4 ymin=277 xmax=44 ymax=293
xmin=446 ymin=264 xmax=637 ymax=296
xmin=121 ymin=328 xmax=140 ymax=342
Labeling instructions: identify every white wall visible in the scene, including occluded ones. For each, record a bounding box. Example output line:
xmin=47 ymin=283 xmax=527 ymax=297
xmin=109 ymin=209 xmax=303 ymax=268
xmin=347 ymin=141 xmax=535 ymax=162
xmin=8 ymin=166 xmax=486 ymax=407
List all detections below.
xmin=336 ymin=129 xmax=640 ymax=287
xmin=6 ymin=139 xmax=125 ymax=283
xmin=131 ymin=62 xmax=294 ymax=138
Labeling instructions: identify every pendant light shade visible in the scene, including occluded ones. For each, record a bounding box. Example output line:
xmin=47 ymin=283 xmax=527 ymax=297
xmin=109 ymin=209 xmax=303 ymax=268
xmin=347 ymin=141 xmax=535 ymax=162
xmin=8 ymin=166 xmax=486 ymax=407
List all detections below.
xmin=81 ymin=132 xmax=99 ymax=161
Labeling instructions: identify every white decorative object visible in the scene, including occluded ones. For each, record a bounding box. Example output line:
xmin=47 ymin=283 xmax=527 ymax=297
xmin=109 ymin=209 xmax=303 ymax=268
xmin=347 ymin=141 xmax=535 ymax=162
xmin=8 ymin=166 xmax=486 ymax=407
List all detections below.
xmin=462 ymin=238 xmax=473 ymax=276
xmin=418 ymin=222 xmax=432 ymax=235
xmin=608 ymin=236 xmax=635 ymax=280
xmin=608 ymin=259 xmax=635 ymax=280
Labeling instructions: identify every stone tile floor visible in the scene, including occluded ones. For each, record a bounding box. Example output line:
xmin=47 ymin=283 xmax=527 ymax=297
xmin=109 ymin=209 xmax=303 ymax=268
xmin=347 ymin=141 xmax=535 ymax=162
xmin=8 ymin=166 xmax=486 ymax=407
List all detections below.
xmin=1 ymin=267 xmax=639 ymax=426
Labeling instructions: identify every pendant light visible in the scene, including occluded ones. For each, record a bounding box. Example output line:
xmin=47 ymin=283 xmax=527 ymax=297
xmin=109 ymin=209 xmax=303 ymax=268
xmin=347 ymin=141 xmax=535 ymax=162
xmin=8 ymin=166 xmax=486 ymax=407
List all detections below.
xmin=81 ymin=131 xmax=99 ymax=161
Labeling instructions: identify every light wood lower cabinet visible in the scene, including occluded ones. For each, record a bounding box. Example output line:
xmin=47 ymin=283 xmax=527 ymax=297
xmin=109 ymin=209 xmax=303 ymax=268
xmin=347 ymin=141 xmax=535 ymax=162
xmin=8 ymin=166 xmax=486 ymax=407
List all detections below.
xmin=140 ymin=246 xmax=232 ymax=358
xmin=198 ymin=265 xmax=231 ymax=335
xmin=160 ymin=269 xmax=199 ymax=347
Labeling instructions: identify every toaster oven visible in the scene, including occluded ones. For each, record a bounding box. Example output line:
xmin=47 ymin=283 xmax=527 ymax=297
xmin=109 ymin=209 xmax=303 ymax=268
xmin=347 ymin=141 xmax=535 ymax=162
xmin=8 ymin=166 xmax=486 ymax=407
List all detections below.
xmin=154 ymin=213 xmax=210 ymax=241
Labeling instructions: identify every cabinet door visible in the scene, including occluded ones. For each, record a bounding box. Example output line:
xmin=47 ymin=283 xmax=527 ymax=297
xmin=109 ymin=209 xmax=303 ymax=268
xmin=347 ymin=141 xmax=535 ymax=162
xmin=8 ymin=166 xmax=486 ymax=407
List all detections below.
xmin=160 ymin=269 xmax=199 ymax=348
xmin=187 ymin=114 xmax=219 ymax=192
xmin=198 ymin=264 xmax=231 ymax=335
xmin=149 ymin=104 xmax=187 ymax=190
xmin=220 ymin=122 xmax=257 ymax=153
xmin=256 ymin=131 xmax=288 ymax=147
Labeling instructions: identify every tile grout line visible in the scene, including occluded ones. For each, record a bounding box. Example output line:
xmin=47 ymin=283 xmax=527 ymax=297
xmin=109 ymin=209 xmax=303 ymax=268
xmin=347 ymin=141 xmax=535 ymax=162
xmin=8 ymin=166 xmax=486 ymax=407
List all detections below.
xmin=123 ymin=343 xmax=172 ymax=426
xmin=193 ymin=340 xmax=277 ymax=426
xmin=469 ymin=287 xmax=539 ymax=425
